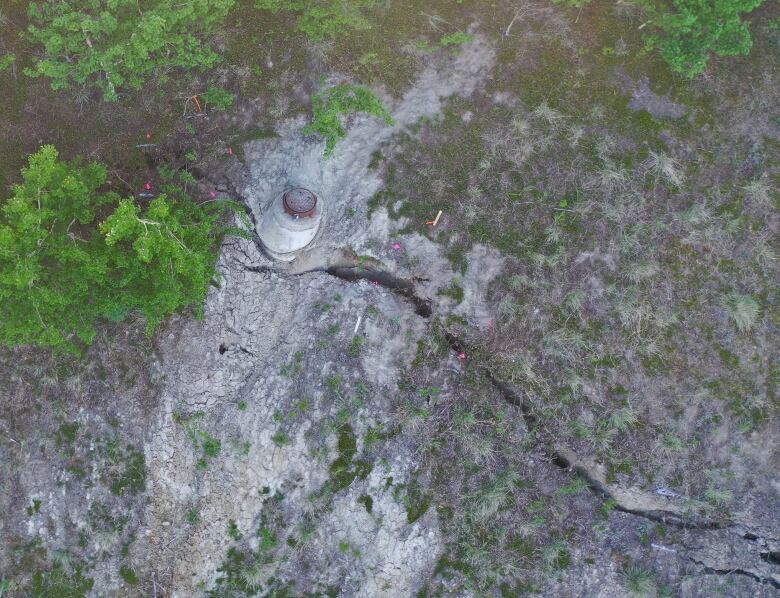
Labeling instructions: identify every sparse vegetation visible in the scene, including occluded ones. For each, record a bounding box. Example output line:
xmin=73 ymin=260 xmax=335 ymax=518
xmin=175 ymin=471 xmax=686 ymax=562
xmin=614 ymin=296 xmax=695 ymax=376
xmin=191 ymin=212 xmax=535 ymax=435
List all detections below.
xmin=3 ymin=539 xmax=94 ymax=596
xmin=722 ymin=291 xmax=761 ymax=332
xmin=228 ymin=519 xmax=244 ymax=541
xmin=107 ymin=444 xmax=146 ymax=496
xmin=553 ymin=0 xmax=592 ymax=7
xmin=347 ymin=335 xmax=365 ymax=358
xmin=366 ymin=4 xmax=778 ymax=590
xmin=177 ymin=412 xmax=223 ymax=469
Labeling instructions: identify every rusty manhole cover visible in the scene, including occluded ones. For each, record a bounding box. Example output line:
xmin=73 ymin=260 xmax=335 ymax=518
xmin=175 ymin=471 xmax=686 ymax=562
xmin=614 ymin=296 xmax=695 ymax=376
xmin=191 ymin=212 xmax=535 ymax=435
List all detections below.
xmin=283 ymin=188 xmax=317 ymax=218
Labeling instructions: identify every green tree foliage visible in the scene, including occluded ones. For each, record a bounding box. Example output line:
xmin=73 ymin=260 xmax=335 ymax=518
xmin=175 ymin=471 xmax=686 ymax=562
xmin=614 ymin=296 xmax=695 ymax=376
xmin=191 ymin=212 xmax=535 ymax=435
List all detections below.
xmin=98 ymin=189 xmax=226 ymax=331
xmin=255 ymin=0 xmax=377 ymax=41
xmin=25 ymin=0 xmax=235 ymax=101
xmin=645 ymin=0 xmax=765 ymax=78
xmin=303 ymin=83 xmax=393 ymax=157
xmin=0 ymin=53 xmax=15 ymax=72
xmin=0 ymin=146 xmax=244 ymax=352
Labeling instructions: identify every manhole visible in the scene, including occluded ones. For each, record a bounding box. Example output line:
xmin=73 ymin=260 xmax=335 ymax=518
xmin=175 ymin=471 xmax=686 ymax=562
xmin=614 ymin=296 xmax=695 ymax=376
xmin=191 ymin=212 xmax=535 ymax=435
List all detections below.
xmin=256 ymin=187 xmax=325 ymax=261
xmin=283 ymin=188 xmax=317 ymax=218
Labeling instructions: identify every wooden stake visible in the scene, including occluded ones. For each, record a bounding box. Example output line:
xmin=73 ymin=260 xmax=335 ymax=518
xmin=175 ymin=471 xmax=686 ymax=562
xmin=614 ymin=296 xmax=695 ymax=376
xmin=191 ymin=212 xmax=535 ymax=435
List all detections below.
xmin=426 ymin=210 xmax=443 ymax=226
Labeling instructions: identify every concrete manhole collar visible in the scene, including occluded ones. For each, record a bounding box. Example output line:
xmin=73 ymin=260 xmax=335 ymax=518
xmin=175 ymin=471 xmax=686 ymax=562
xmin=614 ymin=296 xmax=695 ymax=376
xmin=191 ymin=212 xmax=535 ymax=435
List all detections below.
xmin=257 ymin=187 xmax=323 ymax=261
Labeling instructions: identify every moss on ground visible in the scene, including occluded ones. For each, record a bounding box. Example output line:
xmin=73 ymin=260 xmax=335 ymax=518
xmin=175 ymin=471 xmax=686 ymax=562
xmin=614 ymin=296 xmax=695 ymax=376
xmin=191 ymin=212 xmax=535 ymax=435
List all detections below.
xmin=328 ymin=424 xmax=373 ymax=492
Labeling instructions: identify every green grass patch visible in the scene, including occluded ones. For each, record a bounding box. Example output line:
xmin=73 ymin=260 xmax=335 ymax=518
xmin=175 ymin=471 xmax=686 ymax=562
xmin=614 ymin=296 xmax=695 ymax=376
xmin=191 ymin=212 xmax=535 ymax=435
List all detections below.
xmin=303 ymin=83 xmax=393 ymax=157
xmin=326 ymin=425 xmax=373 ymax=493
xmin=108 ymin=444 xmax=146 ymax=496
xmin=358 ymin=494 xmax=373 ymax=513
xmin=119 ymin=565 xmax=139 ymax=586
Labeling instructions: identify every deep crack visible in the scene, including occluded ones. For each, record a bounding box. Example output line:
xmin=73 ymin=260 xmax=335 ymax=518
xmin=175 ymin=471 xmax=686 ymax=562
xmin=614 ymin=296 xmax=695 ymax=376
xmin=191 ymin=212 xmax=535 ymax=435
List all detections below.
xmin=688 ymin=557 xmax=780 ymax=589
xmin=212 ymin=170 xmax=776 ymax=592
xmin=325 ymin=266 xmax=432 ymax=318
xmin=441 ymin=332 xmax=732 ymax=531
xmin=298 ymin=259 xmax=730 ymax=532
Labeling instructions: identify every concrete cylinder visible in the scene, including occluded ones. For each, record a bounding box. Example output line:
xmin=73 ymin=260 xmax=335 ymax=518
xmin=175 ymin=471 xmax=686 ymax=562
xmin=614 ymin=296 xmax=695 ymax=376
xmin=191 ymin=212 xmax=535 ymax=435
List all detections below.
xmin=256 ymin=188 xmax=323 ymax=261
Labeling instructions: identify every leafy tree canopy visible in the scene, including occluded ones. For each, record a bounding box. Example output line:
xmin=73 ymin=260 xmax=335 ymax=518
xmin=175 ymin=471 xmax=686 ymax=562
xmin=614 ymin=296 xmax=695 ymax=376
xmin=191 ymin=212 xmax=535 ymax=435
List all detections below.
xmin=0 ymin=146 xmax=244 ymax=352
xmin=645 ymin=0 xmax=765 ymax=78
xmin=25 ymin=0 xmax=235 ymax=100
xmin=255 ymin=0 xmax=377 ymax=41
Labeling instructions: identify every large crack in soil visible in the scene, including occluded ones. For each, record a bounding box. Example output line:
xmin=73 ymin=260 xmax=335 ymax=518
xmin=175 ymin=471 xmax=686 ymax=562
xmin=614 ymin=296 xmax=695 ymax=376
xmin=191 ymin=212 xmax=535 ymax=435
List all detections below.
xmin=276 ymin=251 xmax=779 ymax=588
xmin=203 ymin=157 xmax=734 ymax=540
xmin=198 ymin=157 xmax=780 ymax=595
xmin=444 ymin=329 xmax=779 ymax=589
xmin=689 ymin=559 xmax=780 ymax=589
xmin=203 ymin=156 xmax=780 ymax=588
xmin=235 ymin=245 xmax=721 ymax=529
xmin=191 ymin=36 xmax=777 ymax=593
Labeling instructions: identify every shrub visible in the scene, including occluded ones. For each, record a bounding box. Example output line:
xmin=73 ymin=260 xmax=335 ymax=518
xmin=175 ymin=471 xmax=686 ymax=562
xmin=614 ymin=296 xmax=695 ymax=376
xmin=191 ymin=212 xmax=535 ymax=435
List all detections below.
xmin=645 ymin=0 xmax=765 ymax=78
xmin=623 ymin=565 xmax=657 ymax=597
xmin=201 ymin=86 xmax=235 ymax=111
xmin=722 ymin=292 xmax=760 ymax=332
xmin=439 ymin=32 xmax=474 ymax=47
xmin=118 ymin=565 xmax=139 ymax=586
xmin=552 ymin=0 xmax=593 ymax=7
xmin=0 ymin=146 xmax=246 ymax=352
xmin=0 ymin=53 xmax=14 ymax=72
xmin=25 ymin=0 xmax=235 ymax=100
xmin=303 ymin=83 xmax=393 ymax=157
xmin=255 ymin=0 xmax=377 ymax=41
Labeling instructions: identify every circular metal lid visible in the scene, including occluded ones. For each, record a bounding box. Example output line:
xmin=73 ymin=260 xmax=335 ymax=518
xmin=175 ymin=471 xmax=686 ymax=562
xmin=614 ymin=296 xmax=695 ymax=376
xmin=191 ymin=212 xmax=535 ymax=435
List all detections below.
xmin=283 ymin=188 xmax=317 ymax=218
